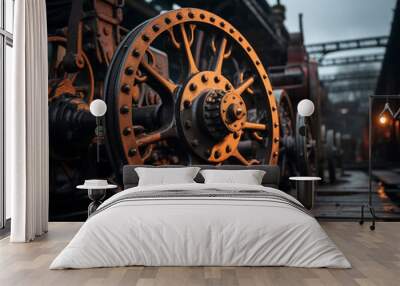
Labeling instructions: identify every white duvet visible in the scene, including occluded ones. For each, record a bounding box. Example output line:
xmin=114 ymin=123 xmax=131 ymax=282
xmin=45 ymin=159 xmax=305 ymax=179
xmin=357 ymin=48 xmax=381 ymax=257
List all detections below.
xmin=50 ymin=183 xmax=351 ymax=269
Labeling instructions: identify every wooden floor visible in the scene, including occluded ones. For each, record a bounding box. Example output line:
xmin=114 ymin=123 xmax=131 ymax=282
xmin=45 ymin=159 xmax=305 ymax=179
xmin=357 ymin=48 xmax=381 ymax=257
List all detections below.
xmin=1 ymin=222 xmax=399 ymax=286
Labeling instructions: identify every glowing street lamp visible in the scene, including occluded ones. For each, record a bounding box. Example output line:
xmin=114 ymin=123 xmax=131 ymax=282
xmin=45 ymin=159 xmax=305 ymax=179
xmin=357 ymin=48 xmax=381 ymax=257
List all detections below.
xmin=379 ymin=114 xmax=387 ymax=125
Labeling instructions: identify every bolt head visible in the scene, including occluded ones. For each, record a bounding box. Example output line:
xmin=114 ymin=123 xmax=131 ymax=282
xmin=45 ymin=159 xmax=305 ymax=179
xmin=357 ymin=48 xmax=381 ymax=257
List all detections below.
xmin=128 ymin=148 xmax=137 ymax=157
xmin=132 ymin=49 xmax=140 ymax=58
xmin=123 ymin=127 xmax=132 ymax=136
xmin=121 ymin=84 xmax=130 ymax=94
xmin=125 ymin=66 xmax=134 ymax=75
xmin=142 ymin=34 xmax=150 ymax=42
xmin=120 ymin=105 xmax=130 ymax=114
xmin=183 ymin=100 xmax=192 ymax=109
xmin=189 ymin=83 xmax=197 ymax=91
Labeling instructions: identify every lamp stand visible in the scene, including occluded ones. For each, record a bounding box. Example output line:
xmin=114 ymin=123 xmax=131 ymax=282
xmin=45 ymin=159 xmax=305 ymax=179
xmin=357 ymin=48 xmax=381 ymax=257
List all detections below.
xmin=95 ymin=117 xmax=103 ymax=163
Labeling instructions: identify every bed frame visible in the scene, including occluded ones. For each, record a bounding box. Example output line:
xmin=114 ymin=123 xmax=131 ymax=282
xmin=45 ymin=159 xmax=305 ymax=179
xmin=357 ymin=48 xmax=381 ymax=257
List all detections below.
xmin=123 ymin=165 xmax=280 ymax=189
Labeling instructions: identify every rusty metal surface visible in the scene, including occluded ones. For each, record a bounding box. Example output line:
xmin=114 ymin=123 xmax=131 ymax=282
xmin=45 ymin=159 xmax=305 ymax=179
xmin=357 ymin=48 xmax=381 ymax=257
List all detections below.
xmin=104 ymin=8 xmax=280 ymax=175
xmin=45 ymin=1 xmax=333 ymax=219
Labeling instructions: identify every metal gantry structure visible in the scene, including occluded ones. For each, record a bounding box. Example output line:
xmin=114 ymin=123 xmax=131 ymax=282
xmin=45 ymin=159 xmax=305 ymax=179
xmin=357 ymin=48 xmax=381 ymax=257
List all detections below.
xmin=320 ymin=53 xmax=384 ymax=67
xmin=324 ymin=82 xmax=378 ymax=93
xmin=306 ymin=36 xmax=388 ymax=62
xmin=320 ymin=71 xmax=380 ymax=83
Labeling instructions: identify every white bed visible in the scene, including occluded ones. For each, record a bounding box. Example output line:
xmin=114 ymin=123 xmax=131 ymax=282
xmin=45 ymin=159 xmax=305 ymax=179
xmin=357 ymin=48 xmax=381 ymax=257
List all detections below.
xmin=50 ymin=182 xmax=350 ymax=269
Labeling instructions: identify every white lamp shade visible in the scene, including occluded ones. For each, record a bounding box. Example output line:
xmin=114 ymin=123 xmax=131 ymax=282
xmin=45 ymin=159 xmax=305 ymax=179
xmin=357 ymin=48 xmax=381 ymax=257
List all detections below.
xmin=297 ymin=99 xmax=315 ymax=117
xmin=90 ymin=99 xmax=107 ymax=117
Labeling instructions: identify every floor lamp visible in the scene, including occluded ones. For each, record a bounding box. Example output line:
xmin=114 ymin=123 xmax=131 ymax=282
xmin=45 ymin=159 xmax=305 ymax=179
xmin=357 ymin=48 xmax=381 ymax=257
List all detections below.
xmin=359 ymin=94 xmax=400 ymax=231
xmin=89 ymin=99 xmax=107 ymax=163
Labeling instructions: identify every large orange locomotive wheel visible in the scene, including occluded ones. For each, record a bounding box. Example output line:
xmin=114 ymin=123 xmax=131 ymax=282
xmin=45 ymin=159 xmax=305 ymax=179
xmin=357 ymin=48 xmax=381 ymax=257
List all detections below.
xmin=104 ymin=8 xmax=279 ymax=173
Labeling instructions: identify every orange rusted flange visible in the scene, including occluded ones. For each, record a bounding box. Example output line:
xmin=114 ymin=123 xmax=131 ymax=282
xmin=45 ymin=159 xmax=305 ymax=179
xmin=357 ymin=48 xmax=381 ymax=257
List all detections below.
xmin=113 ymin=8 xmax=280 ymax=165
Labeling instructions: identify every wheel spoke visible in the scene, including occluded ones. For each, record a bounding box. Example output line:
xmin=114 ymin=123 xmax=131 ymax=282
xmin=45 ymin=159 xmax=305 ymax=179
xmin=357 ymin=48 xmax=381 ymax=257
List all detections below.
xmin=243 ymin=121 xmax=267 ymax=131
xmin=140 ymin=60 xmax=178 ymax=96
xmin=179 ymin=23 xmax=199 ymax=75
xmin=213 ymin=38 xmax=227 ymax=74
xmin=136 ymin=124 xmax=176 ymax=146
xmin=235 ymin=76 xmax=254 ymax=95
xmin=194 ymin=30 xmax=205 ymax=68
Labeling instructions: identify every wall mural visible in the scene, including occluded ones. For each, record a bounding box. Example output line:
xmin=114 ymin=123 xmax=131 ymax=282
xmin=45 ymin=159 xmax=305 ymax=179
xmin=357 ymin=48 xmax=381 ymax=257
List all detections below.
xmin=47 ymin=0 xmax=334 ymax=220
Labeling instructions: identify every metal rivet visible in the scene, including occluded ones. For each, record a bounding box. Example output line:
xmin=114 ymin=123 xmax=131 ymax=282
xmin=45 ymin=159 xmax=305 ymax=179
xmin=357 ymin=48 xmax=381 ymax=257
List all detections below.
xmin=120 ymin=105 xmax=130 ymax=114
xmin=123 ymin=127 xmax=132 ymax=136
xmin=210 ymin=17 xmax=215 ymax=22
xmin=152 ymin=25 xmax=160 ymax=32
xmin=256 ymin=60 xmax=260 ymax=65
xmin=188 ymin=12 xmax=194 ymax=18
xmin=200 ymin=14 xmax=205 ymax=19
xmin=233 ymin=132 xmax=240 ymax=139
xmin=142 ymin=34 xmax=149 ymax=42
xmin=220 ymin=22 xmax=225 ymax=27
xmin=132 ymin=49 xmax=140 ymax=58
xmin=272 ymin=106 xmax=276 ymax=111
xmin=165 ymin=17 xmax=171 ymax=24
xmin=214 ymin=150 xmax=221 ymax=158
xmin=225 ymin=84 xmax=231 ymax=91
xmin=268 ymin=90 xmax=272 ymax=95
xmin=183 ymin=100 xmax=191 ymax=109
xmin=189 ymin=83 xmax=197 ymax=91
xmin=274 ymin=123 xmax=279 ymax=128
xmin=247 ymin=47 xmax=251 ymax=52
xmin=201 ymin=74 xmax=208 ymax=82
xmin=263 ymin=74 xmax=267 ymax=79
xmin=121 ymin=84 xmax=130 ymax=94
xmin=239 ymin=36 xmax=243 ymax=42
xmin=226 ymin=145 xmax=232 ymax=153
xmin=273 ymin=152 xmax=278 ymax=157
xmin=274 ymin=137 xmax=279 ymax=143
xmin=229 ymin=28 xmax=234 ymax=33
xmin=125 ymin=66 xmax=134 ymax=75
xmin=128 ymin=148 xmax=137 ymax=157
xmin=176 ymin=13 xmax=183 ymax=20
xmin=214 ymin=76 xmax=220 ymax=83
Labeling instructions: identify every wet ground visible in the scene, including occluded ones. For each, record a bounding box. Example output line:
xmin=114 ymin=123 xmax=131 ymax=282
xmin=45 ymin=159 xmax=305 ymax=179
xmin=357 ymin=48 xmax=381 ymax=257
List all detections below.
xmin=314 ymin=170 xmax=400 ymax=220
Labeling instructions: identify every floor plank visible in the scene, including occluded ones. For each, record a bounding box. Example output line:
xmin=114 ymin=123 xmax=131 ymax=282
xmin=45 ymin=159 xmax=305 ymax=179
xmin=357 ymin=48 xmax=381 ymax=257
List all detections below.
xmin=0 ymin=222 xmax=399 ymax=286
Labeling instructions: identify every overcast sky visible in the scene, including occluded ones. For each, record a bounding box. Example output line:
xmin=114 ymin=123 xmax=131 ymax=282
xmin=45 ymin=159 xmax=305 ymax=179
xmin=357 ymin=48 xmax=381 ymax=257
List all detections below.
xmin=280 ymin=0 xmax=396 ymax=46
xmin=277 ymin=0 xmax=397 ymax=72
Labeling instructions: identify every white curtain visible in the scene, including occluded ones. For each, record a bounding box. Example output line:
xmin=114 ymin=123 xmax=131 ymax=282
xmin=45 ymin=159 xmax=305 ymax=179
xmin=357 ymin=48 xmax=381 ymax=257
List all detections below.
xmin=7 ymin=0 xmax=49 ymax=242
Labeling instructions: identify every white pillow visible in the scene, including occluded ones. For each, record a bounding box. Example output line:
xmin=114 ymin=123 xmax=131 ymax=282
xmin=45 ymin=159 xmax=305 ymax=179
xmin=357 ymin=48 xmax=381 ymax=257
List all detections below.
xmin=135 ymin=167 xmax=200 ymax=186
xmin=200 ymin=169 xmax=266 ymax=185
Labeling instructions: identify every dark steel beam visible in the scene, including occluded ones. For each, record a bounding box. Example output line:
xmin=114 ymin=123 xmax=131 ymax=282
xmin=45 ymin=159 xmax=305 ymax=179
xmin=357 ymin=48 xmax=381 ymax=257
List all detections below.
xmin=306 ymin=36 xmax=388 ymax=60
xmin=320 ymin=53 xmax=384 ymax=67
xmin=320 ymin=71 xmax=380 ymax=83
xmin=326 ymin=83 xmax=377 ymax=93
